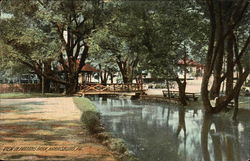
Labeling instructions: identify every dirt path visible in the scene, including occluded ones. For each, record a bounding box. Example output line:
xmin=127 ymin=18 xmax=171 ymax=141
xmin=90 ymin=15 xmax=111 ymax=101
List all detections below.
xmin=0 ymin=97 xmax=115 ymax=161
xmin=145 ymin=79 xmax=203 ymax=96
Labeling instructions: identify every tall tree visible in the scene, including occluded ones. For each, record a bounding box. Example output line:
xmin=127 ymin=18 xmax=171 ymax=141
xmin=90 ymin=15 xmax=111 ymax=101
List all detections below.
xmin=142 ymin=1 xmax=208 ymax=105
xmin=0 ymin=11 xmax=62 ymax=91
xmin=200 ymin=0 xmax=250 ymax=113
xmin=36 ymin=0 xmax=108 ymax=94
xmin=1 ymin=0 xmax=110 ymax=94
xmin=89 ymin=1 xmax=148 ymax=84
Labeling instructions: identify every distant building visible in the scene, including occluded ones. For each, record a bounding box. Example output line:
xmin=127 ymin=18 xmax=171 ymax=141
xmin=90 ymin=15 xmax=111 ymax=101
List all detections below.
xmin=78 ymin=64 xmax=100 ymax=84
xmin=57 ymin=62 xmax=100 ymax=84
xmin=0 ymin=72 xmax=39 ymax=84
xmin=177 ymin=59 xmax=204 ymax=79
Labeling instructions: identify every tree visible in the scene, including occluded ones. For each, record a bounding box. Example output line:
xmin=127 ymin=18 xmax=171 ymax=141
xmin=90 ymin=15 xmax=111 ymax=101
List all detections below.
xmin=1 ymin=0 xmax=110 ymax=94
xmin=88 ymin=31 xmax=119 ymax=85
xmin=200 ymin=0 xmax=250 ymax=114
xmin=92 ymin=1 xmax=207 ymax=105
xmin=89 ymin=2 xmax=148 ymax=84
xmin=142 ymin=1 xmax=208 ymax=105
xmin=0 ymin=11 xmax=62 ymax=92
xmin=36 ymin=0 xmax=109 ymax=94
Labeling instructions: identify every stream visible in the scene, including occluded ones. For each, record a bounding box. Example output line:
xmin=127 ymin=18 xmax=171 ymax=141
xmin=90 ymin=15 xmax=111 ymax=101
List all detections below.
xmin=89 ymin=96 xmax=250 ymax=161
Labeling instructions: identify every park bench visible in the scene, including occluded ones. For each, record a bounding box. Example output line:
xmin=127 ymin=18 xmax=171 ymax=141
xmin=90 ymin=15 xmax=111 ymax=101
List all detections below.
xmin=162 ymin=90 xmax=198 ymax=101
xmin=162 ymin=90 xmax=179 ymax=98
xmin=185 ymin=92 xmax=199 ymax=101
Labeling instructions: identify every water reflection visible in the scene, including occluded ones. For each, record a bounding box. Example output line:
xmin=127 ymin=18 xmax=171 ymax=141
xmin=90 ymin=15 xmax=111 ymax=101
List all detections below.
xmin=201 ymin=114 xmax=250 ymax=161
xmin=89 ymin=96 xmax=250 ymax=161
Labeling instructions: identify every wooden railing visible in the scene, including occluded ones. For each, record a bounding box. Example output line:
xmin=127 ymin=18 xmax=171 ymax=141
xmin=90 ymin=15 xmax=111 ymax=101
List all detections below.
xmin=0 ymin=83 xmax=41 ymax=93
xmin=79 ymin=83 xmax=144 ymax=93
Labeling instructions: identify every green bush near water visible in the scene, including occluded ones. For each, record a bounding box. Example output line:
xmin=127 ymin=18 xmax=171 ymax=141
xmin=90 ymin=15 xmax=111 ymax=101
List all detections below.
xmin=73 ymin=97 xmax=102 ymax=133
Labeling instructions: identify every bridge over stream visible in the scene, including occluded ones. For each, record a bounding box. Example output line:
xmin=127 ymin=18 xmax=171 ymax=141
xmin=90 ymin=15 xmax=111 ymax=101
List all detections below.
xmin=78 ymin=83 xmax=145 ymax=96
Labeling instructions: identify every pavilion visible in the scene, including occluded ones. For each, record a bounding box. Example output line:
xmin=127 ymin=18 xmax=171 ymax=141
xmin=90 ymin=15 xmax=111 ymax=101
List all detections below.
xmin=78 ymin=64 xmax=100 ymax=84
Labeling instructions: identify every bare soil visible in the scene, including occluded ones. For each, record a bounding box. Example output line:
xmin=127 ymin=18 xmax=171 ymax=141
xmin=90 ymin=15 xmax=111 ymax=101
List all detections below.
xmin=0 ymin=97 xmax=115 ymax=161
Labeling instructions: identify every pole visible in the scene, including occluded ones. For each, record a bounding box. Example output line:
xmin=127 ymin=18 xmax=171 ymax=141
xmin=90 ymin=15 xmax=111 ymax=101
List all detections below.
xmin=42 ymin=63 xmax=44 ymax=95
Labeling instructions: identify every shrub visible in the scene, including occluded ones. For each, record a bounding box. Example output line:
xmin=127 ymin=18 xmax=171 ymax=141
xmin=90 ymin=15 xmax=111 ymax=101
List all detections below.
xmin=73 ymin=97 xmax=102 ymax=133
xmin=80 ymin=110 xmax=101 ymax=133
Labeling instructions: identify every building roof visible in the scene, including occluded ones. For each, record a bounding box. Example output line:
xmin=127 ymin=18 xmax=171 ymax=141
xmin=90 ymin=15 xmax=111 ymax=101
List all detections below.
xmin=57 ymin=63 xmax=99 ymax=73
xmin=177 ymin=59 xmax=204 ymax=68
xmin=81 ymin=64 xmax=99 ymax=72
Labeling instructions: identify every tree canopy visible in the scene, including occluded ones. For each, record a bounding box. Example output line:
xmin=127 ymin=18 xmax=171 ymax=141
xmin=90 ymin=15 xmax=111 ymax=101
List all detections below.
xmin=0 ymin=0 xmax=249 ymax=110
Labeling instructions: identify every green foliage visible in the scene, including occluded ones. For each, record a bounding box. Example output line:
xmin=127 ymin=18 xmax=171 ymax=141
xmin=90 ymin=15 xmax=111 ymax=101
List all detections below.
xmin=73 ymin=97 xmax=101 ymax=133
xmin=81 ymin=110 xmax=101 ymax=133
xmin=142 ymin=0 xmax=209 ymax=77
xmin=89 ymin=1 xmax=157 ymax=82
xmin=1 ymin=0 xmax=112 ymax=93
xmin=0 ymin=4 xmax=61 ymax=83
xmin=73 ymin=97 xmax=97 ymax=112
xmin=1 ymin=0 xmax=210 ymax=91
xmin=0 ymin=9 xmax=61 ymax=62
xmin=89 ymin=1 xmax=209 ymax=81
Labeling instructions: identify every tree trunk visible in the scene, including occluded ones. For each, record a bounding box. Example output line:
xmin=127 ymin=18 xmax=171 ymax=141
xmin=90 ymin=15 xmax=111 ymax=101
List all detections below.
xmin=43 ymin=61 xmax=53 ymax=93
xmin=65 ymin=72 xmax=78 ymax=95
xmin=210 ymin=77 xmax=222 ymax=99
xmin=212 ymin=68 xmax=249 ymax=113
xmin=201 ymin=0 xmax=249 ymax=113
xmin=44 ymin=78 xmax=51 ymax=93
xmin=116 ymin=56 xmax=137 ymax=84
xmin=66 ymin=80 xmax=77 ymax=95
xmin=110 ymin=73 xmax=114 ymax=84
xmin=176 ymin=78 xmax=187 ymax=106
xmin=225 ymin=32 xmax=234 ymax=96
xmin=232 ymin=86 xmax=240 ymax=121
xmin=209 ymin=6 xmax=225 ymax=100
xmin=179 ymin=82 xmax=187 ymax=106
xmin=201 ymin=67 xmax=213 ymax=112
xmin=166 ymin=79 xmax=171 ymax=98
xmin=118 ymin=63 xmax=132 ymax=84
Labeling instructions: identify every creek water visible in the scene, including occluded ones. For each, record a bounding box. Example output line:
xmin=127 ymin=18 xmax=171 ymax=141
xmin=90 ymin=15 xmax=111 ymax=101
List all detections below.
xmin=89 ymin=96 xmax=250 ymax=161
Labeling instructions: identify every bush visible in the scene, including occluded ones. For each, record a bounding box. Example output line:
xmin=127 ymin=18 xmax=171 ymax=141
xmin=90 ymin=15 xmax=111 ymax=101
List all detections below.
xmin=81 ymin=111 xmax=101 ymax=133
xmin=73 ymin=97 xmax=102 ymax=133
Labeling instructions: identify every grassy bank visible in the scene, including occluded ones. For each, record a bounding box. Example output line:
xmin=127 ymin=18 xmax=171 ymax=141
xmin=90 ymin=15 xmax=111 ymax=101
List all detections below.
xmin=73 ymin=97 xmax=137 ymax=161
xmin=73 ymin=97 xmax=97 ymax=112
xmin=0 ymin=92 xmax=63 ymax=99
xmin=73 ymin=97 xmax=101 ymax=133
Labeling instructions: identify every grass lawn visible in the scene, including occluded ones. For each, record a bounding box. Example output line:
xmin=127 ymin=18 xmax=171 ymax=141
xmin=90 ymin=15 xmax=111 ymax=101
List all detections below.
xmin=0 ymin=92 xmax=64 ymax=99
xmin=73 ymin=97 xmax=97 ymax=112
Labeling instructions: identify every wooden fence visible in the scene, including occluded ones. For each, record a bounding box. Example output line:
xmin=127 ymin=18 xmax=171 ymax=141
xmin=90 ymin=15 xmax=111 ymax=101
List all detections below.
xmin=0 ymin=83 xmax=41 ymax=93
xmin=79 ymin=83 xmax=144 ymax=93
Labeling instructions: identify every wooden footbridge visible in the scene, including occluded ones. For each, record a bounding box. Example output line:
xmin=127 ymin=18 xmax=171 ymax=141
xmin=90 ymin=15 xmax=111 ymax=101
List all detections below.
xmin=78 ymin=83 xmax=145 ymax=95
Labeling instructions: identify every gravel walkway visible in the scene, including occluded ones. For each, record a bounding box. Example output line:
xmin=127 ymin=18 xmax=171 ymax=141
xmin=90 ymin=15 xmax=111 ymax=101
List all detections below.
xmin=0 ymin=97 xmax=115 ymax=161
